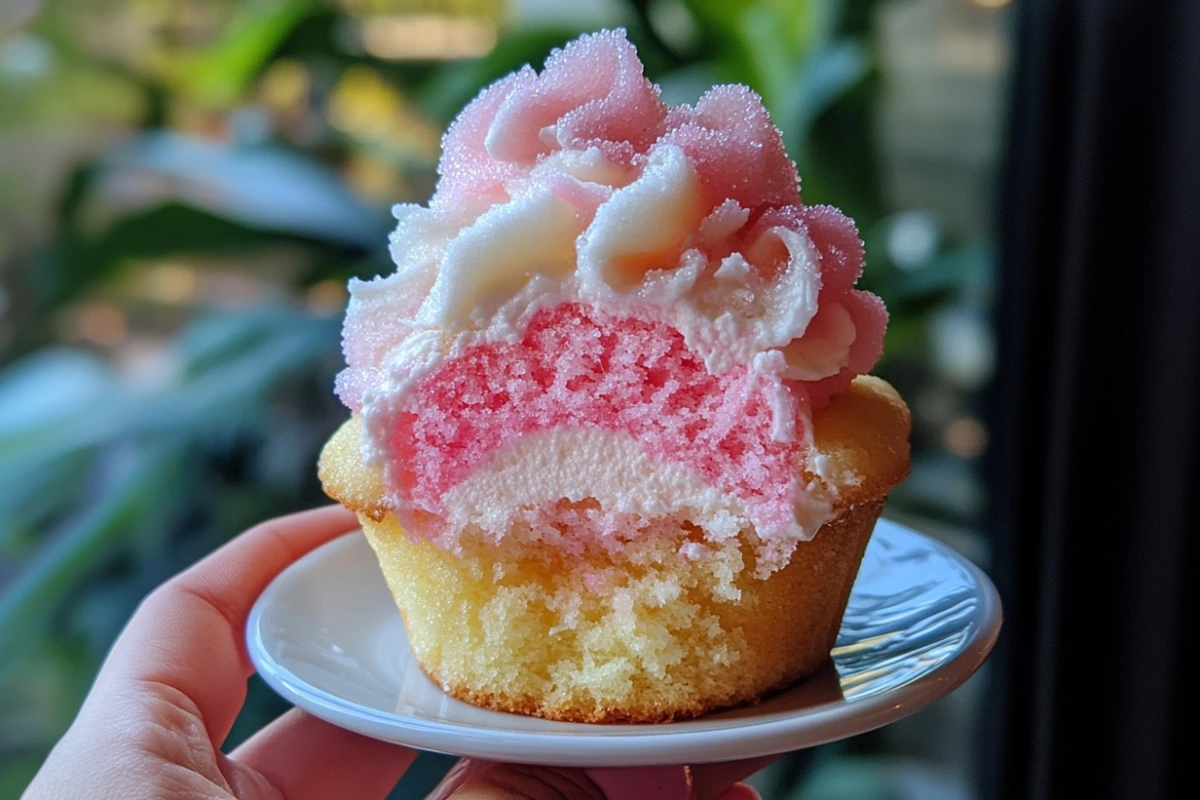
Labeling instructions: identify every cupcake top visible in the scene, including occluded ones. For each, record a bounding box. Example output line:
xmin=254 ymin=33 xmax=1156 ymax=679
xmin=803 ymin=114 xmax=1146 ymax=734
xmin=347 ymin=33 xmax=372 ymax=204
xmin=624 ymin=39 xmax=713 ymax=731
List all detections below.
xmin=330 ymin=29 xmax=892 ymax=562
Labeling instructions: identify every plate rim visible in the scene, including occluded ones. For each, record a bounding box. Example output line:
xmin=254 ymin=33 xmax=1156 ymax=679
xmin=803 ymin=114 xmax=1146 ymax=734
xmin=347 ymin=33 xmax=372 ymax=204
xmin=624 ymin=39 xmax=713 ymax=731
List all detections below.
xmin=246 ymin=518 xmax=1002 ymax=766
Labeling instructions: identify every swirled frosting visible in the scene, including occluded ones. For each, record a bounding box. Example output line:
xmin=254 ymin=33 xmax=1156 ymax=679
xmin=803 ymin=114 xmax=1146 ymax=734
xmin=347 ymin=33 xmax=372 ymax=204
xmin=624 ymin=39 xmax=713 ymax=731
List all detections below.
xmin=334 ymin=29 xmax=887 ymax=548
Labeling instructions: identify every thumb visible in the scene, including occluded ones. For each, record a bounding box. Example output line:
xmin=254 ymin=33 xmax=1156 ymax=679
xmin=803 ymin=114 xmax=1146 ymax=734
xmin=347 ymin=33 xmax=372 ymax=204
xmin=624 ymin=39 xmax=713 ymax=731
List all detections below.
xmin=427 ymin=761 xmax=687 ymax=799
xmin=426 ymin=760 xmax=760 ymax=799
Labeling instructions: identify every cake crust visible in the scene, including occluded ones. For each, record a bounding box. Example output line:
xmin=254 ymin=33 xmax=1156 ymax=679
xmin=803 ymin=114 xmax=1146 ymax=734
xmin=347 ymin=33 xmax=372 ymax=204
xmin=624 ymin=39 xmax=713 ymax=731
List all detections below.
xmin=357 ymin=498 xmax=886 ymax=724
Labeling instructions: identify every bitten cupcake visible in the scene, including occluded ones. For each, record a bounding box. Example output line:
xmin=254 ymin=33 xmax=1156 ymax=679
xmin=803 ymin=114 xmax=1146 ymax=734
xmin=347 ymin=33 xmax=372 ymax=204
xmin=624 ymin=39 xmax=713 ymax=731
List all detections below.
xmin=319 ymin=29 xmax=910 ymax=723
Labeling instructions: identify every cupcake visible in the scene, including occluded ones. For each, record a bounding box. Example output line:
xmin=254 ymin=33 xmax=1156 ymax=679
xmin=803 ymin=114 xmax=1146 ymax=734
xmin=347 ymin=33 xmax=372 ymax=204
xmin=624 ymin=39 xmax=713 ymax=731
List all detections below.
xmin=319 ymin=29 xmax=910 ymax=723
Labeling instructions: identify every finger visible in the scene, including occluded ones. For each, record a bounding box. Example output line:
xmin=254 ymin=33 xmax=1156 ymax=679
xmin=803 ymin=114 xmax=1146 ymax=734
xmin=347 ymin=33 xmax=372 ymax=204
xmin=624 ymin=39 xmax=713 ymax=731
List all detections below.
xmin=93 ymin=504 xmax=358 ymax=743
xmin=426 ymin=761 xmax=602 ymax=799
xmin=585 ymin=766 xmax=690 ymax=799
xmin=231 ymin=708 xmax=417 ymax=800
xmin=689 ymin=757 xmax=775 ymax=800
xmin=427 ymin=761 xmax=690 ymax=800
xmin=714 ymin=785 xmax=760 ymax=800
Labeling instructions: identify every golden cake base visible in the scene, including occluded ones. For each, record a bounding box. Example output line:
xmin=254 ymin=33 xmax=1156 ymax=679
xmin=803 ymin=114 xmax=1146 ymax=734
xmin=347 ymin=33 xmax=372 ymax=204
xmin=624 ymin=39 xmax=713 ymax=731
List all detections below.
xmin=359 ymin=498 xmax=886 ymax=723
xmin=320 ymin=375 xmax=912 ymax=723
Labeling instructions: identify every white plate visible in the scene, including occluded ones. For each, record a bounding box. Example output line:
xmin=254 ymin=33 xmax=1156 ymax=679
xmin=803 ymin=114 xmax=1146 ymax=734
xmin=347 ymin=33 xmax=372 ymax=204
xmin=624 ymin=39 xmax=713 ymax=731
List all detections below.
xmin=246 ymin=519 xmax=1001 ymax=767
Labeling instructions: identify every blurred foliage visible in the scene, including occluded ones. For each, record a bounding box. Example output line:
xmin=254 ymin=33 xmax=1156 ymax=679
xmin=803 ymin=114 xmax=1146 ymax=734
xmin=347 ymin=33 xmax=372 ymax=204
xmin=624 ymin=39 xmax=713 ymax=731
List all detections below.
xmin=0 ymin=0 xmax=1002 ymax=797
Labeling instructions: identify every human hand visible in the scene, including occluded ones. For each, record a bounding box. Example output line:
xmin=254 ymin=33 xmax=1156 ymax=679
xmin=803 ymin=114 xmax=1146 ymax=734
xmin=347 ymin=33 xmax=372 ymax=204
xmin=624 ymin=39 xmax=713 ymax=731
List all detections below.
xmin=23 ymin=506 xmax=767 ymax=799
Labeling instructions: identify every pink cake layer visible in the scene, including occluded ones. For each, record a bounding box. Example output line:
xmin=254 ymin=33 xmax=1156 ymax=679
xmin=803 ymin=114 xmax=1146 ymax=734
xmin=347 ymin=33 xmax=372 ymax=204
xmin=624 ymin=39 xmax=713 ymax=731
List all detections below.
xmin=383 ymin=303 xmax=803 ymax=538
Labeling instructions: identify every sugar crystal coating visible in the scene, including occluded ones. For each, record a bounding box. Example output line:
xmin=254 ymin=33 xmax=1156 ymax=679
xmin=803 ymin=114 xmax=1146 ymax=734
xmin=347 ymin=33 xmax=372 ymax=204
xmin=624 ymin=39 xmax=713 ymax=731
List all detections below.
xmin=485 ymin=30 xmax=667 ymax=165
xmin=334 ymin=28 xmax=889 ymax=548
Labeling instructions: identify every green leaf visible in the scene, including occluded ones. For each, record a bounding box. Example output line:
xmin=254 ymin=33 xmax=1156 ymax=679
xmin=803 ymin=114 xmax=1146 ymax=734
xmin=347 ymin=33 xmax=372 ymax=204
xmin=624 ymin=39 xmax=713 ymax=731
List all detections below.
xmin=54 ymin=163 xmax=100 ymax=231
xmin=35 ymin=132 xmax=391 ymax=306
xmin=174 ymin=310 xmax=291 ymax=378
xmin=0 ymin=453 xmax=94 ymax=555
xmin=738 ymin=4 xmax=801 ymax=119
xmin=0 ymin=755 xmax=44 ymax=799
xmin=0 ymin=445 xmax=183 ymax=659
xmin=0 ymin=638 xmax=93 ymax=746
xmin=136 ymin=310 xmax=337 ymax=439
xmin=682 ymin=0 xmax=746 ymax=49
xmin=791 ymin=40 xmax=869 ymax=150
xmin=0 ymin=351 xmax=121 ymax=544
xmin=0 ymin=310 xmax=337 ymax=556
xmin=168 ymin=0 xmax=316 ymax=108
xmin=32 ymin=206 xmax=269 ymax=309
xmin=798 ymin=73 xmax=883 ymax=222
xmin=102 ymin=133 xmax=390 ymax=249
xmin=879 ymin=313 xmax=925 ymax=364
xmin=681 ymin=0 xmax=740 ymax=28
xmin=0 ymin=349 xmax=115 ymax=451
xmin=417 ymin=27 xmax=593 ymax=123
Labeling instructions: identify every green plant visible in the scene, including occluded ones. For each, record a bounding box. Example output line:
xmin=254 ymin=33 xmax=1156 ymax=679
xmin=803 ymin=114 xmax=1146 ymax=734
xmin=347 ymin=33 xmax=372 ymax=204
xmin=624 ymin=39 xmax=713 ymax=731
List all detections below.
xmin=0 ymin=1 xmax=996 ymax=795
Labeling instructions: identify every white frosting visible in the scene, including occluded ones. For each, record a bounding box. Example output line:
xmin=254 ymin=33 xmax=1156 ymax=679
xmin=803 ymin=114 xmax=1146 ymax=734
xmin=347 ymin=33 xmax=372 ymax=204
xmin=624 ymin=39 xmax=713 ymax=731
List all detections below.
xmin=577 ymin=146 xmax=705 ymax=294
xmin=442 ymin=428 xmax=751 ymax=539
xmin=418 ymin=184 xmax=581 ymax=326
xmin=349 ymin=143 xmax=857 ymax=442
xmin=783 ymin=302 xmax=856 ymax=381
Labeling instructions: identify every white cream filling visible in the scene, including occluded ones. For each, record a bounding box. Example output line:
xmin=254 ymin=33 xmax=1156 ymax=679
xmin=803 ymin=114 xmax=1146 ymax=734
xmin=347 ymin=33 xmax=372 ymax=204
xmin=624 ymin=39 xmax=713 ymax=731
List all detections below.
xmin=441 ymin=428 xmax=752 ymax=540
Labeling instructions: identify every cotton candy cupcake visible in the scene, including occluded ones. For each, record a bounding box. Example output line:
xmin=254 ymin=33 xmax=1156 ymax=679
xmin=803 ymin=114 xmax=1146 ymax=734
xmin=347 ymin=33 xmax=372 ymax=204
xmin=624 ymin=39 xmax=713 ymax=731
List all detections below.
xmin=319 ymin=29 xmax=910 ymax=723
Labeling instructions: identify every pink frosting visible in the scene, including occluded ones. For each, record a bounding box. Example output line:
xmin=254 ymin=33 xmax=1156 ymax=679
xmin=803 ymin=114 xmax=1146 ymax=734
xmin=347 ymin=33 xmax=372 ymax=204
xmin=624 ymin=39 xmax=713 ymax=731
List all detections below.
xmin=334 ymin=29 xmax=890 ymax=541
xmin=433 ymin=29 xmax=798 ymax=216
